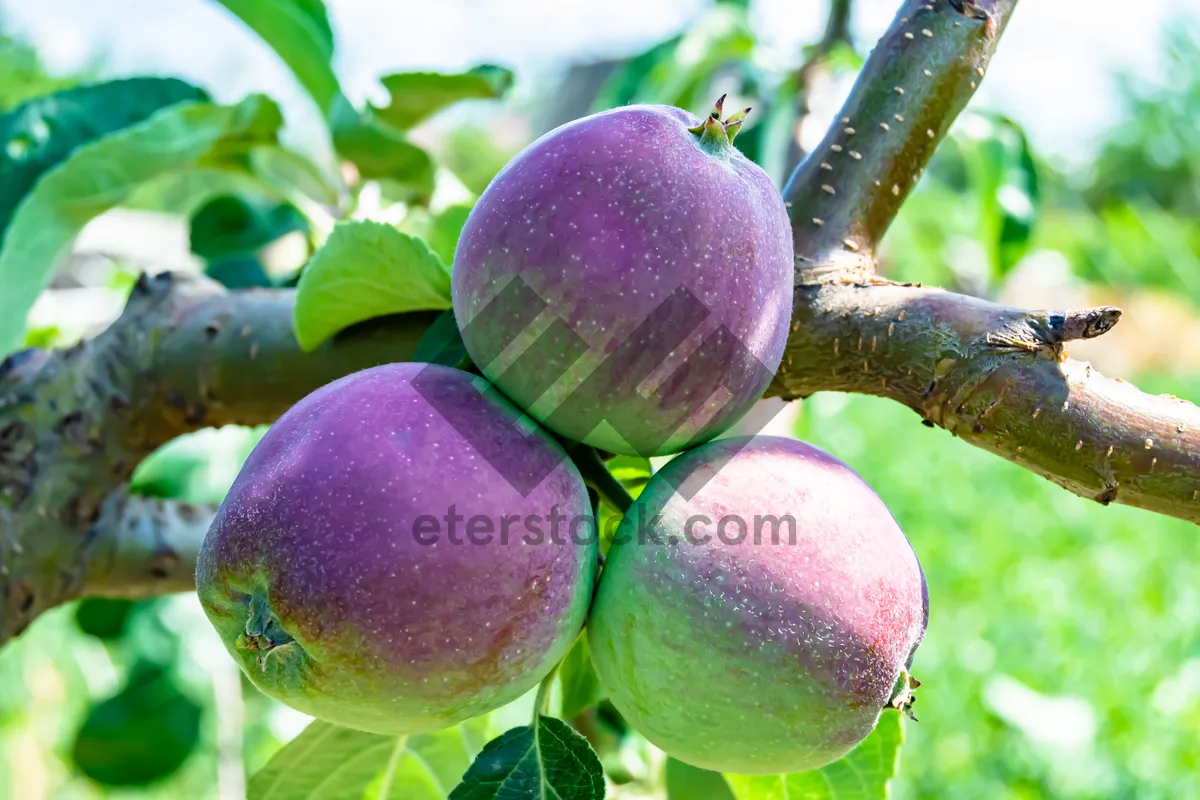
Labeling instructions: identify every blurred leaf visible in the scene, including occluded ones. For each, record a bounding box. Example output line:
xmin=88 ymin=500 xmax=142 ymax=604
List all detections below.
xmin=72 ymin=662 xmax=203 ymax=786
xmin=816 ymin=39 xmax=865 ymax=73
xmin=22 ymin=323 xmax=62 ymax=348
xmin=372 ymin=66 xmax=514 ymax=130
xmin=0 ymin=33 xmax=83 ymax=112
xmin=429 ymin=203 xmax=473 ymax=267
xmin=731 ymin=72 xmax=797 ymax=183
xmin=601 ymin=5 xmax=755 ymax=110
xmin=1086 ymin=21 xmax=1200 ymax=215
xmin=413 ymin=308 xmax=468 ymax=368
xmin=190 ymin=194 xmax=306 ymax=260
xmin=597 ymin=455 xmax=652 ymax=554
xmin=123 ymin=165 xmax=266 ymax=216
xmin=558 ymin=636 xmax=605 ymax=719
xmin=394 ymin=203 xmax=472 ymax=268
xmin=594 ymin=36 xmax=682 ymax=111
xmin=74 ymin=598 xmax=136 ymax=641
xmin=250 ymin=144 xmax=344 ymax=208
xmin=958 ymin=113 xmax=1040 ymax=279
xmin=293 ymin=220 xmax=450 ymax=351
xmin=667 ymin=758 xmax=735 ymax=800
xmin=0 ymin=76 xmax=208 ymax=246
xmin=205 ymin=252 xmax=274 ymax=289
xmin=130 ymin=439 xmax=210 ymax=500
xmin=607 ymin=455 xmax=652 ymax=494
xmin=215 ymin=0 xmax=343 ymax=118
xmin=439 ymin=125 xmax=519 ymax=195
xmin=190 ymin=193 xmax=306 ymax=288
xmin=1124 ymin=199 xmax=1200 ymax=297
xmin=248 ymin=717 xmax=495 ymax=799
xmin=131 ymin=426 xmax=268 ymax=503
xmin=724 ymin=708 xmax=903 ymax=799
xmin=0 ymin=94 xmax=280 ymax=355
xmin=449 ymin=715 xmax=604 ymax=800
xmin=332 ymin=108 xmax=436 ymax=201
xmin=202 ymin=97 xmax=287 ymax=171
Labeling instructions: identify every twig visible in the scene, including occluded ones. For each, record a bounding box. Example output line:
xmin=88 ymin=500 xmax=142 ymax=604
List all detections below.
xmin=566 ymin=445 xmax=634 ymax=515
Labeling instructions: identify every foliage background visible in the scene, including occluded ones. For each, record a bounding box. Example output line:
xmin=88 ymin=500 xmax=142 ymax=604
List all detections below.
xmin=1 ymin=1 xmax=1199 ymax=798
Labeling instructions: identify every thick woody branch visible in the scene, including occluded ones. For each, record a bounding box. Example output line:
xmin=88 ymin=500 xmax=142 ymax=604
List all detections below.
xmin=785 ymin=0 xmax=1016 ymax=276
xmin=0 ymin=272 xmax=428 ymax=642
xmin=84 ymin=493 xmax=218 ymax=598
xmin=766 ymin=281 xmax=1200 ymax=522
xmin=125 ymin=272 xmax=436 ymax=450
xmin=768 ymin=0 xmax=1200 ymax=521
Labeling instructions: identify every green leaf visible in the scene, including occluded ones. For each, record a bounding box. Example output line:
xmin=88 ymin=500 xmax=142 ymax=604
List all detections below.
xmin=190 ymin=192 xmax=306 ymax=289
xmin=606 ymin=455 xmax=653 ymax=494
xmin=250 ymin=144 xmax=344 ymax=209
xmin=429 ymin=203 xmax=473 ymax=267
xmin=248 ymin=717 xmax=496 ymax=800
xmin=205 ymin=252 xmax=274 ymax=289
xmin=215 ymin=0 xmax=343 ymax=118
xmin=593 ymin=36 xmax=682 ymax=111
xmin=293 ymin=220 xmax=451 ymax=351
xmin=122 ymin=166 xmax=266 ymax=216
xmin=74 ymin=598 xmax=137 ymax=642
xmin=413 ymin=309 xmax=469 ymax=368
xmin=666 ymin=758 xmax=735 ymax=800
xmin=596 ymin=6 xmax=754 ymax=111
xmin=332 ymin=111 xmax=436 ymax=200
xmin=597 ymin=455 xmax=652 ymax=555
xmin=0 ymin=76 xmax=208 ymax=246
xmin=371 ymin=66 xmax=514 ymax=130
xmin=190 ymin=194 xmax=306 ymax=261
xmin=71 ymin=662 xmax=203 ymax=786
xmin=558 ymin=636 xmax=606 ymax=719
xmin=957 ymin=113 xmax=1040 ymax=280
xmin=0 ymin=94 xmax=281 ymax=355
xmin=130 ymin=426 xmax=268 ymax=504
xmin=448 ymin=715 xmax=605 ymax=800
xmin=396 ymin=203 xmax=473 ymax=268
xmin=724 ymin=712 xmax=904 ymax=800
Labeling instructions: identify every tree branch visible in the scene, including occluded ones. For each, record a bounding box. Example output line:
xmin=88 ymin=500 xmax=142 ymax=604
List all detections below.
xmin=765 ymin=281 xmax=1200 ymax=522
xmin=84 ymin=493 xmax=218 ymax=598
xmin=769 ymin=0 xmax=1200 ymax=519
xmin=0 ymin=271 xmax=429 ymax=642
xmin=785 ymin=0 xmax=1016 ymax=275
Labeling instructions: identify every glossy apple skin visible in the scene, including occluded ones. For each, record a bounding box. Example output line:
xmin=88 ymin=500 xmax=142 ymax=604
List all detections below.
xmin=452 ymin=103 xmax=793 ymax=457
xmin=588 ymin=436 xmax=928 ymax=774
xmin=197 ymin=363 xmax=597 ymax=735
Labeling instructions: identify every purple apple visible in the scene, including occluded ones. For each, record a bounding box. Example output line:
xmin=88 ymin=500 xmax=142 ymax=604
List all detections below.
xmin=587 ymin=436 xmax=927 ymax=774
xmin=452 ymin=98 xmax=793 ymax=457
xmin=196 ymin=363 xmax=597 ymax=735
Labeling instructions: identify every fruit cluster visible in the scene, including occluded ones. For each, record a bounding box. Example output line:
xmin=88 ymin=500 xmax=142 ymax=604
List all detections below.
xmin=197 ymin=99 xmax=927 ymax=775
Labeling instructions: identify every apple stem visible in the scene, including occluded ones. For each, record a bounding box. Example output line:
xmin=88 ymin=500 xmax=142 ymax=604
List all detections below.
xmin=533 ymin=665 xmax=558 ymax=720
xmin=688 ymin=95 xmax=752 ymax=156
xmin=566 ymin=444 xmax=633 ymax=514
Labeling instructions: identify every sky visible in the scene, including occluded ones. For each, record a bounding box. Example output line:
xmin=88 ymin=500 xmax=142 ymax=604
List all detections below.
xmin=1 ymin=0 xmax=1191 ymax=166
